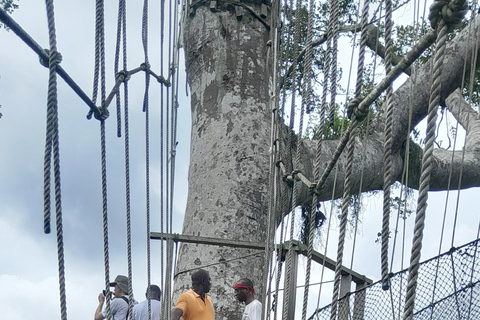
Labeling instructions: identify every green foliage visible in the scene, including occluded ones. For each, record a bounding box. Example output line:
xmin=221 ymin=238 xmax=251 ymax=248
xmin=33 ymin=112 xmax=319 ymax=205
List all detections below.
xmin=1 ymin=0 xmax=19 ymax=30
xmin=300 ymin=203 xmax=326 ymax=245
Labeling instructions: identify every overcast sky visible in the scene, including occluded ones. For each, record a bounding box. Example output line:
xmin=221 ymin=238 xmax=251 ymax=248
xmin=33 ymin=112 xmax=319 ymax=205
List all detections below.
xmin=0 ymin=1 xmax=479 ymax=320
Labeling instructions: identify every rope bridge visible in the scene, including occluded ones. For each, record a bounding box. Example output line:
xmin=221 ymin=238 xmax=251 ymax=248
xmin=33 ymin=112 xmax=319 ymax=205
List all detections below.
xmin=310 ymin=238 xmax=480 ymax=320
xmin=1 ymin=0 xmax=480 ymax=319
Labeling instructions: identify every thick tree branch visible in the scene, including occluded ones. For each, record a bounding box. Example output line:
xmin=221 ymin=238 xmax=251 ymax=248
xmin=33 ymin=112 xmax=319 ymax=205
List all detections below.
xmin=445 ymin=88 xmax=480 ymax=151
xmin=289 ymin=16 xmax=480 ymax=207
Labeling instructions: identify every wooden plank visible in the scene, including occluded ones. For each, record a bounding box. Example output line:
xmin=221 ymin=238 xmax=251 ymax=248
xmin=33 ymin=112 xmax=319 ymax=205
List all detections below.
xmin=150 ymin=232 xmax=265 ymax=250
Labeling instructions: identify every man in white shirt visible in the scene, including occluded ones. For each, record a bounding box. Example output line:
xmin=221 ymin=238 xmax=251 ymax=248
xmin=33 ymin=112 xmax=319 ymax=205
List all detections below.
xmin=132 ymin=284 xmax=162 ymax=320
xmin=234 ymin=278 xmax=262 ymax=320
xmin=95 ymin=275 xmax=137 ymax=320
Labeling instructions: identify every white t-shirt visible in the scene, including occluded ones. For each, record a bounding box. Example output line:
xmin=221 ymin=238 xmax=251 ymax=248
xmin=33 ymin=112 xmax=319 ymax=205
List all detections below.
xmin=132 ymin=299 xmax=162 ymax=320
xmin=102 ymin=296 xmax=138 ymax=320
xmin=242 ymin=299 xmax=262 ymax=320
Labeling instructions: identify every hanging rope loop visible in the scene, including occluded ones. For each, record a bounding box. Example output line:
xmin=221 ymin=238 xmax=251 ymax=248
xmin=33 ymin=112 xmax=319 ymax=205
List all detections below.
xmin=428 ymin=0 xmax=467 ymax=31
xmin=39 ymin=49 xmax=63 ymax=68
xmin=347 ymin=97 xmax=368 ymax=122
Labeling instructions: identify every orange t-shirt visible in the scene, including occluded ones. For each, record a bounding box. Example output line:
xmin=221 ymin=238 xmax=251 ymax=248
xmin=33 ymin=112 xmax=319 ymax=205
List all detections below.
xmin=175 ymin=289 xmax=215 ymax=320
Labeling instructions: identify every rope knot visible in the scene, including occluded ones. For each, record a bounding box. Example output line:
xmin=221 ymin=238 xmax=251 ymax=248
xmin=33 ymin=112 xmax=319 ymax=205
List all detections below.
xmin=39 ymin=49 xmax=63 ymax=68
xmin=428 ymin=0 xmax=468 ymax=31
xmin=116 ymin=70 xmax=130 ymax=83
xmin=141 ymin=62 xmax=151 ymax=71
xmin=86 ymin=106 xmax=110 ymax=121
xmin=347 ymin=97 xmax=368 ymax=122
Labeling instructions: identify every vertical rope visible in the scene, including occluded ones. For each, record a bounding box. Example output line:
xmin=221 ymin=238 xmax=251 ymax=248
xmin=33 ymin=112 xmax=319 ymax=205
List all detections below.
xmin=402 ymin=1 xmax=467 ymax=318
xmin=300 ymin=0 xmax=317 ymax=317
xmin=114 ymin=0 xmax=125 ymax=138
xmin=44 ymin=1 xmax=67 ymax=319
xmin=282 ymin=0 xmax=305 ymax=318
xmin=264 ymin=3 xmax=282 ymax=317
xmin=91 ymin=0 xmax=111 ymax=318
xmin=328 ymin=0 xmax=367 ymax=313
xmin=141 ymin=0 xmax=152 ymax=318
xmin=328 ymin=0 xmax=340 ymax=126
xmin=115 ymin=3 xmax=134 ymax=319
xmin=381 ymin=0 xmax=395 ymax=290
xmin=159 ymin=2 xmax=166 ymax=316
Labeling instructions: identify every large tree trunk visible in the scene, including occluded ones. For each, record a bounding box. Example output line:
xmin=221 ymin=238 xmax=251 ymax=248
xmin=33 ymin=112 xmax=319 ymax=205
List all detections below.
xmin=174 ymin=3 xmax=273 ymax=319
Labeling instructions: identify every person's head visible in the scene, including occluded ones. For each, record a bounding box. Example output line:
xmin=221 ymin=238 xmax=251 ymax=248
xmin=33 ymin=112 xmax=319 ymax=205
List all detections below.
xmin=191 ymin=269 xmax=211 ymax=294
xmin=234 ymin=278 xmax=255 ymax=304
xmin=110 ymin=275 xmax=129 ymax=298
xmin=146 ymin=284 xmax=162 ymax=301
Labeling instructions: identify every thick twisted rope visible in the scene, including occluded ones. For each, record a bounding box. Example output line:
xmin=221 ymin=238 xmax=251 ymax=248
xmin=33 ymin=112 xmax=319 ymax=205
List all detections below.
xmin=140 ymin=0 xmax=153 ymax=319
xmin=300 ymin=0 xmax=317 ymax=318
xmin=381 ymin=0 xmax=395 ymax=291
xmin=113 ymin=0 xmax=123 ymax=137
xmin=159 ymin=2 xmax=166 ymax=317
xmin=402 ymin=1 xmax=467 ymax=319
xmin=273 ymin=7 xmax=293 ymax=318
xmin=283 ymin=0 xmax=306 ymax=318
xmin=44 ymin=1 xmax=67 ymax=319
xmin=328 ymin=0 xmax=340 ymax=126
xmin=349 ymin=0 xmax=371 ymax=270
xmin=329 ymin=0 xmax=371 ymax=317
xmin=91 ymin=0 xmax=112 ymax=318
xmin=263 ymin=6 xmax=281 ymax=317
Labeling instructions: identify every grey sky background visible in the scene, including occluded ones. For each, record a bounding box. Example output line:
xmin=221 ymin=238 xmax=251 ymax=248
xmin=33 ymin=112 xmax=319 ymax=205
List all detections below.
xmin=0 ymin=1 xmax=479 ymax=320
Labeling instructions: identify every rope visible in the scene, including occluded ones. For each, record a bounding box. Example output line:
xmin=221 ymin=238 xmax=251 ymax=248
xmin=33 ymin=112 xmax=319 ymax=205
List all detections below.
xmin=300 ymin=0 xmax=317 ymax=317
xmin=264 ymin=4 xmax=282 ymax=317
xmin=317 ymin=28 xmax=436 ymax=197
xmin=283 ymin=0 xmax=306 ymax=317
xmin=159 ymin=1 xmax=166 ymax=317
xmin=114 ymin=0 xmax=125 ymax=137
xmin=0 ymin=7 xmax=98 ymax=113
xmin=140 ymin=0 xmax=152 ymax=319
xmin=381 ymin=0 xmax=395 ymax=291
xmin=91 ymin=0 xmax=112 ymax=318
xmin=328 ymin=0 xmax=369 ymax=312
xmin=349 ymin=0 xmax=371 ymax=271
xmin=43 ymin=1 xmax=67 ymax=319
xmin=328 ymin=0 xmax=340 ymax=128
xmin=402 ymin=1 xmax=467 ymax=319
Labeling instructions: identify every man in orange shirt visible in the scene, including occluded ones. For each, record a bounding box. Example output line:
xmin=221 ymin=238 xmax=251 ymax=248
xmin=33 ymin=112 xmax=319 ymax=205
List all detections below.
xmin=172 ymin=269 xmax=215 ymax=320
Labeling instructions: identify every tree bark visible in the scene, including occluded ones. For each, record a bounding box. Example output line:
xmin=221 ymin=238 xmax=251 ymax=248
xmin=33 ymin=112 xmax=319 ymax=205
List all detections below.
xmin=176 ymin=3 xmax=272 ymax=319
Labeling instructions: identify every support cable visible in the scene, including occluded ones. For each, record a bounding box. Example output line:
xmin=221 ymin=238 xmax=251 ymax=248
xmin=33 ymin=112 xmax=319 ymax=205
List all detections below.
xmin=264 ymin=2 xmax=282 ymax=317
xmin=43 ymin=1 xmax=67 ymax=319
xmin=113 ymin=0 xmax=125 ymax=137
xmin=328 ymin=0 xmax=340 ymax=128
xmin=91 ymin=0 xmax=111 ymax=318
xmin=381 ymin=0 xmax=395 ymax=291
xmin=282 ymin=0 xmax=306 ymax=318
xmin=0 ymin=7 xmax=98 ymax=114
xmin=402 ymin=1 xmax=467 ymax=319
xmin=159 ymin=2 xmax=166 ymax=317
xmin=349 ymin=0 xmax=371 ymax=271
xmin=329 ymin=0 xmax=369 ymax=314
xmin=140 ymin=0 xmax=153 ymax=319
xmin=314 ymin=28 xmax=436 ymax=197
xmin=300 ymin=0 xmax=317 ymax=317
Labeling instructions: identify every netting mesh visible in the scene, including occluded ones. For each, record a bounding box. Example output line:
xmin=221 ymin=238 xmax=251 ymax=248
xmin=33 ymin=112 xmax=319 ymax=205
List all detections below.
xmin=310 ymin=238 xmax=480 ymax=320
